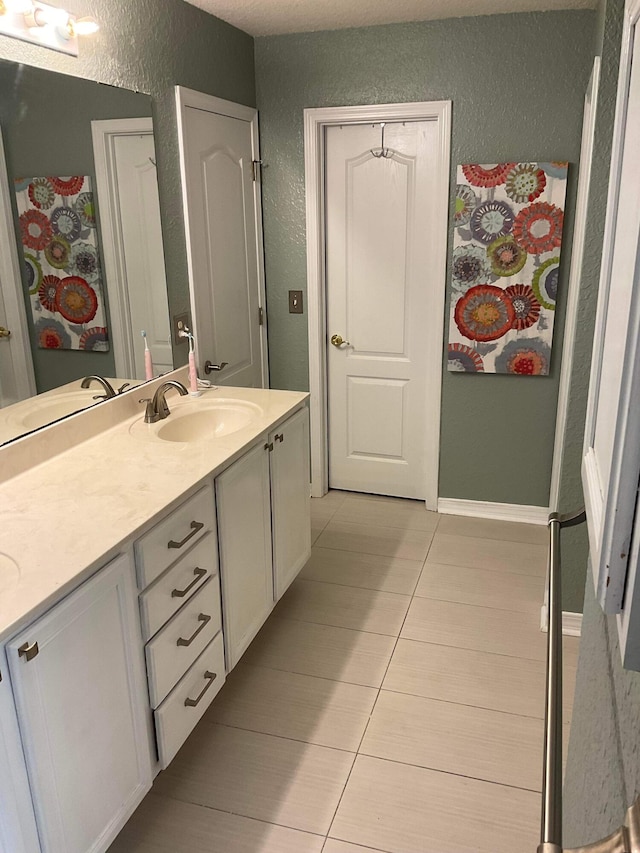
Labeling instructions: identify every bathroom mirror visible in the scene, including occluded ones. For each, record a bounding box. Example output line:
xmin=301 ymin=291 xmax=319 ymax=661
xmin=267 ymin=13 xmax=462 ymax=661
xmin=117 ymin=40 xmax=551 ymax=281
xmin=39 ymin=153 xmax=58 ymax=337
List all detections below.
xmin=0 ymin=59 xmax=174 ymax=445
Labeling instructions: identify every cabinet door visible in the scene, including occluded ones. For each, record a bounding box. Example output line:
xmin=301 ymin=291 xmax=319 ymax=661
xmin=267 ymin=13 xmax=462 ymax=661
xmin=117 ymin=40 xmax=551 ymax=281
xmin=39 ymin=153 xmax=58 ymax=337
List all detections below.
xmin=216 ymin=441 xmax=274 ymax=670
xmin=7 ymin=553 xmax=152 ymax=853
xmin=270 ymin=407 xmax=312 ymax=600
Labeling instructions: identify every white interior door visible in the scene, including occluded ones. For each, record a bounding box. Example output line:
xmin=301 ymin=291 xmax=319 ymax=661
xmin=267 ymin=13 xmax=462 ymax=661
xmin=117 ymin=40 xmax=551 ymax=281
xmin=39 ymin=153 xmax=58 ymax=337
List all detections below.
xmin=112 ymin=133 xmax=172 ymax=377
xmin=582 ymin=0 xmax=640 ymax=613
xmin=177 ymin=90 xmax=266 ymax=388
xmin=92 ymin=118 xmax=172 ymax=381
xmin=325 ymin=121 xmax=440 ymax=499
xmin=0 ymin=128 xmax=35 ymax=407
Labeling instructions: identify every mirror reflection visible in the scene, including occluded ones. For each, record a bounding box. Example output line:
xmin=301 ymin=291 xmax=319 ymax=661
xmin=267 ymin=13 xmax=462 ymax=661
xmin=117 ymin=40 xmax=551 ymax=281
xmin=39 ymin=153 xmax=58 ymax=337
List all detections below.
xmin=0 ymin=59 xmax=174 ymax=445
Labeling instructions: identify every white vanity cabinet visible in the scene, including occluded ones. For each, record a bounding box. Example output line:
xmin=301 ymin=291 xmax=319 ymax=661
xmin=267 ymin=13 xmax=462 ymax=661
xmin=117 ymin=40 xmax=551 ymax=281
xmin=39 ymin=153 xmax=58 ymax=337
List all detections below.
xmin=216 ymin=440 xmax=275 ymax=670
xmin=270 ymin=407 xmax=312 ymax=599
xmin=217 ymin=407 xmax=311 ymax=670
xmin=133 ymin=483 xmax=227 ymax=769
xmin=5 ymin=552 xmax=152 ymax=853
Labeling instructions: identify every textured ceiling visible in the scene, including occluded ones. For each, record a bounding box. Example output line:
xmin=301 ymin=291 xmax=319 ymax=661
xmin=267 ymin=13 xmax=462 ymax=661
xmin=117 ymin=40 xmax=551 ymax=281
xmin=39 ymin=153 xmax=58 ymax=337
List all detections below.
xmin=184 ymin=0 xmax=595 ymax=36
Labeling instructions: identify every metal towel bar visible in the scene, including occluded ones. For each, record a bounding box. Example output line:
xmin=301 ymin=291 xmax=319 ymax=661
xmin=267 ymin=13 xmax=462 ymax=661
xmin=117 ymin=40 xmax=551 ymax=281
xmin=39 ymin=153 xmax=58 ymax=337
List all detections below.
xmin=538 ymin=508 xmax=640 ymax=853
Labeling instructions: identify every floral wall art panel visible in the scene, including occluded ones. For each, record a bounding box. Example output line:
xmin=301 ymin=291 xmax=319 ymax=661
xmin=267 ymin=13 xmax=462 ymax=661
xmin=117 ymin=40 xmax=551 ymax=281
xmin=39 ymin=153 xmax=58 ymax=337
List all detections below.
xmin=15 ymin=175 xmax=109 ymax=351
xmin=448 ymin=162 xmax=567 ymax=375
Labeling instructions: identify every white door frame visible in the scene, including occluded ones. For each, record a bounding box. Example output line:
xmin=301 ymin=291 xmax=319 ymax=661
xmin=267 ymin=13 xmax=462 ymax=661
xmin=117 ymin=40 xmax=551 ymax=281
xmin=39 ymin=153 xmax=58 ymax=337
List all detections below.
xmin=0 ymin=127 xmax=35 ymax=404
xmin=582 ymin=0 xmax=640 ymax=615
xmin=92 ymin=117 xmax=164 ymax=379
xmin=304 ymin=101 xmax=451 ymax=508
xmin=174 ymin=87 xmax=269 ymax=388
xmin=548 ymin=57 xmax=601 ymax=512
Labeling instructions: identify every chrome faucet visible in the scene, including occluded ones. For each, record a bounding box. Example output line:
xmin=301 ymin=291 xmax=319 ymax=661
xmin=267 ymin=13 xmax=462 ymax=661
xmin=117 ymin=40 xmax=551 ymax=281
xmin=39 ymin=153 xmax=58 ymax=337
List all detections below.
xmin=141 ymin=380 xmax=189 ymax=423
xmin=81 ymin=375 xmax=117 ymax=400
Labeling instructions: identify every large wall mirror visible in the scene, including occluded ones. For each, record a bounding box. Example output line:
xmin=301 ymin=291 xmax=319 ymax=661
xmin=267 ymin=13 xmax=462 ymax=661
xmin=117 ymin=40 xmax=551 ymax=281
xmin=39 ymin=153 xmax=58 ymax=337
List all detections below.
xmin=0 ymin=59 xmax=175 ymax=445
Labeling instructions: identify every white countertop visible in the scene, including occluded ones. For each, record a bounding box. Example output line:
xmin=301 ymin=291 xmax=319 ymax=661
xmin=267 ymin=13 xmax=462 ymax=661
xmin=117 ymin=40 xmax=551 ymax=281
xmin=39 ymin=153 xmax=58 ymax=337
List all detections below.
xmin=0 ymin=385 xmax=308 ymax=642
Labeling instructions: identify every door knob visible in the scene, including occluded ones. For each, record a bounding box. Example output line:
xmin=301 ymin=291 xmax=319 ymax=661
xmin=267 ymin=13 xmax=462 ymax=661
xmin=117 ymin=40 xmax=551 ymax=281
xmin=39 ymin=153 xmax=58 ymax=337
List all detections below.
xmin=0 ymin=327 xmax=10 ymax=338
xmin=331 ymin=334 xmax=350 ymax=348
xmin=204 ymin=360 xmax=228 ymax=374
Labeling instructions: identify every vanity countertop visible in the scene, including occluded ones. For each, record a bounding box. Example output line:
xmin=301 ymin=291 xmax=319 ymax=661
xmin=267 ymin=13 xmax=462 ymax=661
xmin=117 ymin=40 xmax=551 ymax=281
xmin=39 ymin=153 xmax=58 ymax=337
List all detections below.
xmin=0 ymin=385 xmax=308 ymax=642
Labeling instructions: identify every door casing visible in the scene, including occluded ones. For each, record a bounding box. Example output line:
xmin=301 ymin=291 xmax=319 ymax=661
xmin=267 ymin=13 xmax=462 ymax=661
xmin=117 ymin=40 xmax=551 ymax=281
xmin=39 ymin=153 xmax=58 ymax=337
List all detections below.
xmin=304 ymin=101 xmax=451 ymax=509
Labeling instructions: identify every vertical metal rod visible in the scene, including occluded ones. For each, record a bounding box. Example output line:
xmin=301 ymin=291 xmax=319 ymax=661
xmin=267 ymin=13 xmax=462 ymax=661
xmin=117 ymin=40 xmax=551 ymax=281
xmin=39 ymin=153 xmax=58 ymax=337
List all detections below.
xmin=540 ymin=514 xmax=564 ymax=852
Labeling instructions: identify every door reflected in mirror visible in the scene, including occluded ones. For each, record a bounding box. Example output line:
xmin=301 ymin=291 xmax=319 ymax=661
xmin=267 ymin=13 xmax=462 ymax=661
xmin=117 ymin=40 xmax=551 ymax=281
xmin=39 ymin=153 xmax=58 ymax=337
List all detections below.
xmin=0 ymin=60 xmax=175 ymax=445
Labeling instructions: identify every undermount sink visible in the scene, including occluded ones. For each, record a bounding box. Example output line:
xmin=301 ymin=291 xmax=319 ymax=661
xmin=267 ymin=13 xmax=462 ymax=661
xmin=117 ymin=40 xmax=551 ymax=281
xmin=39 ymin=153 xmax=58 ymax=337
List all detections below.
xmin=17 ymin=390 xmax=100 ymax=431
xmin=137 ymin=399 xmax=263 ymax=443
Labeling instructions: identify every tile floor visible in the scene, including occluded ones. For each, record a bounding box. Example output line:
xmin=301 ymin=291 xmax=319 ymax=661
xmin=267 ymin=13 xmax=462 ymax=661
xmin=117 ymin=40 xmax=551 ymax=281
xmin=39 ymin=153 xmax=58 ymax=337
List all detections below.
xmin=110 ymin=490 xmax=579 ymax=853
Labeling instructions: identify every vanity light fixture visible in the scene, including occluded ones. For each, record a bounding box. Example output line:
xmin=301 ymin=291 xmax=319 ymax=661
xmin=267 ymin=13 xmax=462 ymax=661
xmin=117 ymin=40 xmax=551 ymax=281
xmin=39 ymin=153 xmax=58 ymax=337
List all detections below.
xmin=0 ymin=1 xmax=99 ymax=56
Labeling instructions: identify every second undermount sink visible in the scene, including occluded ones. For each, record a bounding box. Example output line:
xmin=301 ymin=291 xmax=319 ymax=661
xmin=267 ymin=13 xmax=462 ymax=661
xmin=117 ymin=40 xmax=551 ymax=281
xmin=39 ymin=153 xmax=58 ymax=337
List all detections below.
xmin=149 ymin=399 xmax=262 ymax=443
xmin=17 ymin=390 xmax=101 ymax=431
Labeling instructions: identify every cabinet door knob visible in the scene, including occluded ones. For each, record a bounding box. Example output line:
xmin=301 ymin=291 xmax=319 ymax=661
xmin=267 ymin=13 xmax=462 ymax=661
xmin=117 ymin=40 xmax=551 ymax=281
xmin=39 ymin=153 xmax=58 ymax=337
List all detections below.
xmin=0 ymin=326 xmax=11 ymax=339
xmin=274 ymin=434 xmax=284 ymax=443
xmin=265 ymin=442 xmax=274 ymax=452
xmin=177 ymin=613 xmax=211 ymax=647
xmin=184 ymin=671 xmax=218 ymax=707
xmin=18 ymin=641 xmax=39 ymax=662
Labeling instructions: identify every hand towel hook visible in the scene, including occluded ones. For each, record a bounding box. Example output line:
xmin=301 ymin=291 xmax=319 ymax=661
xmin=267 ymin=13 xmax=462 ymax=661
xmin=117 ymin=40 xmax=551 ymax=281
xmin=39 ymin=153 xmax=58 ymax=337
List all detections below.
xmin=371 ymin=122 xmax=393 ymax=159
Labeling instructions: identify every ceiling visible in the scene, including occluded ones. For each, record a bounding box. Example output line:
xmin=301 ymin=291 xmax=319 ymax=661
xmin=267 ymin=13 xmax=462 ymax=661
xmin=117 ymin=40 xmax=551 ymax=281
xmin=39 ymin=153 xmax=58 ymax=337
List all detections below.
xmin=184 ymin=0 xmax=595 ymax=37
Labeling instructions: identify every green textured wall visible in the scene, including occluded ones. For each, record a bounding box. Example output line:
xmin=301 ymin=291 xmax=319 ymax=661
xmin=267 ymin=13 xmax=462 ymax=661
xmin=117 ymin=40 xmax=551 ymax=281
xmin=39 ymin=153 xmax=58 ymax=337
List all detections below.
xmin=0 ymin=0 xmax=256 ymax=369
xmin=0 ymin=63 xmax=151 ymax=392
xmin=255 ymin=10 xmax=596 ymax=509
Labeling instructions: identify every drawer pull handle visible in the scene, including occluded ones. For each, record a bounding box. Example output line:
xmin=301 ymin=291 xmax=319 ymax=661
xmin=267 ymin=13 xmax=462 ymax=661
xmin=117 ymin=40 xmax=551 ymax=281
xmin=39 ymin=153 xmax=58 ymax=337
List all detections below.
xmin=18 ymin=641 xmax=39 ymax=662
xmin=274 ymin=433 xmax=284 ymax=443
xmin=184 ymin=671 xmax=218 ymax=707
xmin=177 ymin=613 xmax=211 ymax=647
xmin=171 ymin=567 xmax=208 ymax=598
xmin=168 ymin=520 xmax=204 ymax=550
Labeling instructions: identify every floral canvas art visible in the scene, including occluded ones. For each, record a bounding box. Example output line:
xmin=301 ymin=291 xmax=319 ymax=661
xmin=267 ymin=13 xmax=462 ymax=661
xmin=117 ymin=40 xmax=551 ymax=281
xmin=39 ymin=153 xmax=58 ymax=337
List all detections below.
xmin=448 ymin=162 xmax=567 ymax=375
xmin=15 ymin=175 xmax=109 ymax=351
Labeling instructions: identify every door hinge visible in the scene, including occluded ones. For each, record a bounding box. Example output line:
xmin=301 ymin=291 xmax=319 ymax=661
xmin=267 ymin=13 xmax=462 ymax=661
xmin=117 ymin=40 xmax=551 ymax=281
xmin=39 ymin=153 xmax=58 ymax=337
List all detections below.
xmin=258 ymin=306 xmax=264 ymax=326
xmin=252 ymin=160 xmax=263 ymax=182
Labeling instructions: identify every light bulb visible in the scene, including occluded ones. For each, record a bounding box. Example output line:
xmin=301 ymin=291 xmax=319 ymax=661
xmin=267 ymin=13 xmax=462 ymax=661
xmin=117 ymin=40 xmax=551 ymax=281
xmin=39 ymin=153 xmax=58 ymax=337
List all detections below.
xmin=73 ymin=15 xmax=98 ymax=35
xmin=4 ymin=0 xmax=34 ymax=12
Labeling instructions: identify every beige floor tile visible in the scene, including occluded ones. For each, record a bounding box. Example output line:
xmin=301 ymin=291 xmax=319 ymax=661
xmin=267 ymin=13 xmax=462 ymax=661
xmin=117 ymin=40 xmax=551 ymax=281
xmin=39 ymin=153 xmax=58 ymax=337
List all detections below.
xmin=206 ymin=664 xmax=376 ymax=751
xmin=361 ymin=690 xmax=543 ymax=791
xmin=313 ymin=490 xmax=348 ymax=511
xmin=317 ymin=519 xmax=433 ymax=562
xmin=242 ymin=616 xmax=396 ymax=687
xmin=382 ymin=638 xmax=577 ymax=723
xmin=401 ymin=597 xmax=547 ymax=660
xmin=437 ymin=513 xmax=547 ymax=544
xmin=108 ymin=793 xmax=324 ymax=852
xmin=324 ymin=842 xmax=389 ymax=853
xmin=311 ymin=502 xmax=338 ymax=525
xmin=276 ymin=579 xmax=410 ymax=636
xmin=330 ymin=755 xmax=540 ymax=853
xmin=300 ymin=547 xmax=423 ymax=595
xmin=154 ymin=724 xmax=354 ymax=836
xmin=427 ymin=532 xmax=547 ymax=576
xmin=312 ymin=519 xmax=329 ymax=545
xmin=415 ymin=561 xmax=545 ymax=612
xmin=338 ymin=495 xmax=439 ymax=532
xmin=563 ymin=634 xmax=581 ymax=669
xmin=383 ymin=638 xmax=547 ymax=716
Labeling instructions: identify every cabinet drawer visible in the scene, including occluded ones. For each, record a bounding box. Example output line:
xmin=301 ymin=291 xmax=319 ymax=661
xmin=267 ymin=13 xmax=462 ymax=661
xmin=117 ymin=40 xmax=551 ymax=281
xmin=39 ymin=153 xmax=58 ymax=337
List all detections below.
xmin=135 ymin=485 xmax=214 ymax=589
xmin=145 ymin=578 xmax=222 ymax=708
xmin=154 ymin=632 xmax=226 ymax=769
xmin=139 ymin=532 xmax=218 ymax=641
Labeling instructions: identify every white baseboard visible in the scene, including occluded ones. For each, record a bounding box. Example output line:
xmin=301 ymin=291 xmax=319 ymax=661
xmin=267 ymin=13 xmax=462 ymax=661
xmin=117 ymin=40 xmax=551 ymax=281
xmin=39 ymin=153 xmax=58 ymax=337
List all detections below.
xmin=540 ymin=604 xmax=583 ymax=637
xmin=437 ymin=498 xmax=549 ymax=526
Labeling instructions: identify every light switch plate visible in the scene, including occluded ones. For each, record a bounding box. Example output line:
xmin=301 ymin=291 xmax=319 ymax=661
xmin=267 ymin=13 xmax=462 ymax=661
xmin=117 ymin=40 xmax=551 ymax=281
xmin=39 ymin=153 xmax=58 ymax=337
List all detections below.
xmin=289 ymin=290 xmax=303 ymax=314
